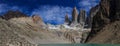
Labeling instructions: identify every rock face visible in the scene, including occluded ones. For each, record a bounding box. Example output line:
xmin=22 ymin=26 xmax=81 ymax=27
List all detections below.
xmin=71 ymin=7 xmax=78 ymax=23
xmin=32 ymin=14 xmax=45 ymax=27
xmin=86 ymin=0 xmax=120 ymax=43
xmin=88 ymin=5 xmax=100 ymax=28
xmin=78 ymin=10 xmax=86 ymax=27
xmin=64 ymin=14 xmax=70 ymax=25
xmin=0 ymin=18 xmax=36 ymax=46
xmin=69 ymin=7 xmax=87 ymax=28
xmin=0 ymin=10 xmax=28 ymax=20
xmin=86 ymin=0 xmax=111 ymax=40
xmin=87 ymin=21 xmax=120 ymax=44
xmin=6 ymin=17 xmax=72 ymax=44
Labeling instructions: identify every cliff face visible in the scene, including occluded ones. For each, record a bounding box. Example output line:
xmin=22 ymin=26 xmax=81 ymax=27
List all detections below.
xmin=88 ymin=21 xmax=120 ymax=44
xmin=72 ymin=7 xmax=78 ymax=23
xmin=87 ymin=0 xmax=111 ymax=39
xmin=64 ymin=7 xmax=87 ymax=28
xmin=86 ymin=0 xmax=120 ymax=43
xmin=78 ymin=10 xmax=86 ymax=27
xmin=0 ymin=18 xmax=36 ymax=46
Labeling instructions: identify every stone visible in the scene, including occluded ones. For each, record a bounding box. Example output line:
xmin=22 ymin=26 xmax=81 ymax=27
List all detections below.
xmin=32 ymin=14 xmax=46 ymax=27
xmin=78 ymin=9 xmax=86 ymax=27
xmin=86 ymin=0 xmax=120 ymax=43
xmin=64 ymin=13 xmax=70 ymax=25
xmin=85 ymin=0 xmax=111 ymax=42
xmin=72 ymin=7 xmax=78 ymax=23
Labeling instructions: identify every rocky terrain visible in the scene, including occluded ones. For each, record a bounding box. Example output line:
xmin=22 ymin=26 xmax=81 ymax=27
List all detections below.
xmin=1 ymin=0 xmax=120 ymax=46
xmin=87 ymin=21 xmax=120 ymax=44
xmin=85 ymin=0 xmax=120 ymax=44
xmin=0 ymin=7 xmax=90 ymax=46
xmin=0 ymin=18 xmax=37 ymax=46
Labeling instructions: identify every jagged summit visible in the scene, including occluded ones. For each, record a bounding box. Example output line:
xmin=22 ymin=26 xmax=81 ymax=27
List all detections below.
xmin=0 ymin=10 xmax=28 ymax=20
xmin=32 ymin=14 xmax=46 ymax=27
xmin=64 ymin=13 xmax=70 ymax=25
xmin=69 ymin=7 xmax=88 ymax=28
xmin=78 ymin=9 xmax=86 ymax=26
xmin=32 ymin=14 xmax=43 ymax=23
xmin=72 ymin=7 xmax=78 ymax=23
xmin=86 ymin=0 xmax=120 ymax=44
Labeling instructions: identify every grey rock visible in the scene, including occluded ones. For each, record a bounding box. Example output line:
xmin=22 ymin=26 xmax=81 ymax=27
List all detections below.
xmin=72 ymin=7 xmax=78 ymax=23
xmin=64 ymin=14 xmax=70 ymax=25
xmin=78 ymin=9 xmax=86 ymax=27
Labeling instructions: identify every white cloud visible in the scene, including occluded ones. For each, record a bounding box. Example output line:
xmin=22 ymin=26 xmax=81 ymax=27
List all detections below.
xmin=0 ymin=4 xmax=26 ymax=15
xmin=0 ymin=4 xmax=8 ymax=14
xmin=78 ymin=0 xmax=100 ymax=12
xmin=32 ymin=5 xmax=72 ymax=24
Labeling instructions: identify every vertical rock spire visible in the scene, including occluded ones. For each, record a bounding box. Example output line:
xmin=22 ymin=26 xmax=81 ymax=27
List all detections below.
xmin=72 ymin=7 xmax=78 ymax=23
xmin=78 ymin=9 xmax=86 ymax=26
xmin=64 ymin=13 xmax=70 ymax=24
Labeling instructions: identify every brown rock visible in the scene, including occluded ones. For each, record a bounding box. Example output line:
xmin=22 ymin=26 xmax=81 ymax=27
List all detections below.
xmin=32 ymin=15 xmax=42 ymax=23
xmin=100 ymin=0 xmax=110 ymax=16
xmin=85 ymin=0 xmax=111 ymax=42
xmin=87 ymin=21 xmax=120 ymax=44
xmin=32 ymin=14 xmax=45 ymax=26
xmin=86 ymin=0 xmax=120 ymax=43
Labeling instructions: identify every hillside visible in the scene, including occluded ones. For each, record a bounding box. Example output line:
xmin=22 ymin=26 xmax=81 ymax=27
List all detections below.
xmin=0 ymin=9 xmax=90 ymax=46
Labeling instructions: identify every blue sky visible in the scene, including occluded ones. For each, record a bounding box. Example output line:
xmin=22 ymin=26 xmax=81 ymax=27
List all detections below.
xmin=0 ymin=0 xmax=100 ymax=25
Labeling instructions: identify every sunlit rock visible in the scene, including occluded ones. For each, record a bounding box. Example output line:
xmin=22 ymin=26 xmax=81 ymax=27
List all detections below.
xmin=32 ymin=14 xmax=46 ymax=28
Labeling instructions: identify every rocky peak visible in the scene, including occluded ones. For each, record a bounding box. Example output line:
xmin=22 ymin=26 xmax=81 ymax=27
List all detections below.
xmin=78 ymin=9 xmax=86 ymax=26
xmin=32 ymin=14 xmax=45 ymax=27
xmin=72 ymin=7 xmax=78 ymax=23
xmin=86 ymin=0 xmax=120 ymax=42
xmin=85 ymin=0 xmax=111 ymax=42
xmin=100 ymin=0 xmax=110 ymax=16
xmin=89 ymin=0 xmax=111 ymax=32
xmin=0 ymin=10 xmax=28 ymax=20
xmin=64 ymin=13 xmax=70 ymax=24
xmin=32 ymin=14 xmax=42 ymax=23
